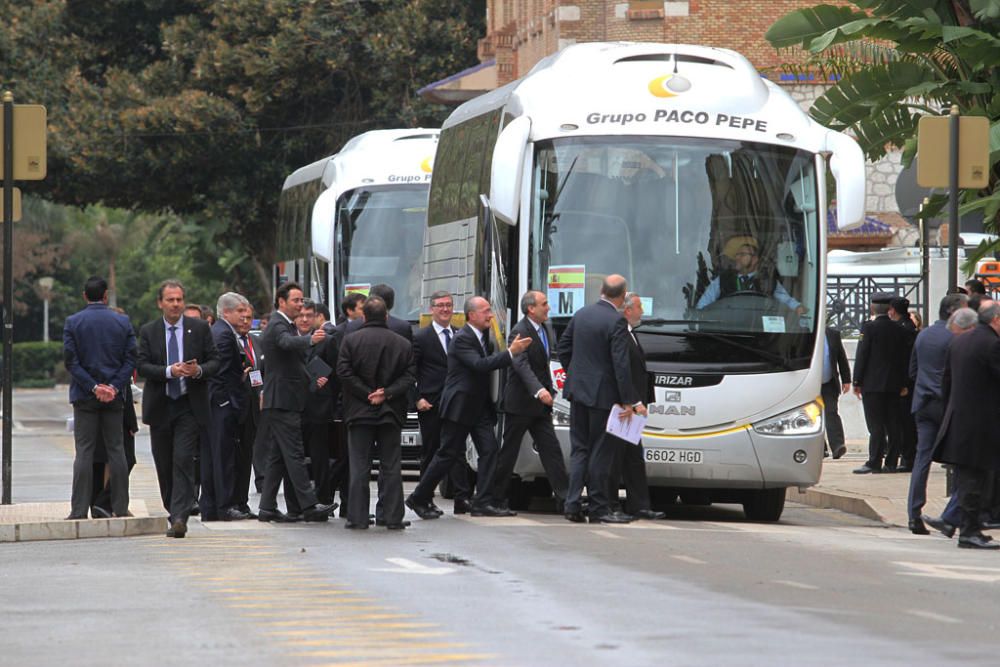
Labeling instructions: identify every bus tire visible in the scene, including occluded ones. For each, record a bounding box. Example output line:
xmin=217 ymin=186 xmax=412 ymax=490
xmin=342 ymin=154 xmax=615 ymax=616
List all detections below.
xmin=743 ymin=488 xmax=786 ymax=522
xmin=649 ymin=487 xmax=678 ymax=511
xmin=679 ymin=489 xmax=712 ymax=506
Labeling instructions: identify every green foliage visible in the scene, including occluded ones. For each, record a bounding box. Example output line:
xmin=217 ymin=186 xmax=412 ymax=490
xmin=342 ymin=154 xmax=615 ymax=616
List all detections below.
xmin=767 ymin=0 xmax=1000 ymax=268
xmin=12 ymin=341 xmax=62 ymax=384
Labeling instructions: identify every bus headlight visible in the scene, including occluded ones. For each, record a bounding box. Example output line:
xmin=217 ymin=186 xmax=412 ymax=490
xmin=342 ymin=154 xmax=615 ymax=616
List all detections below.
xmin=552 ymin=403 xmax=571 ymax=427
xmin=752 ymin=401 xmax=823 ymax=436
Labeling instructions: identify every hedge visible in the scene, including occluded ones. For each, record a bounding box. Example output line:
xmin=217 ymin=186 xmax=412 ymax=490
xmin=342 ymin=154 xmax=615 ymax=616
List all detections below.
xmin=10 ymin=341 xmax=63 ymax=385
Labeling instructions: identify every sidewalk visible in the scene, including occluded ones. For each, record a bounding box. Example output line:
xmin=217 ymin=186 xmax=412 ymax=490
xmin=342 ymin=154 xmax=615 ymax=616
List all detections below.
xmin=788 ymin=438 xmax=950 ymax=527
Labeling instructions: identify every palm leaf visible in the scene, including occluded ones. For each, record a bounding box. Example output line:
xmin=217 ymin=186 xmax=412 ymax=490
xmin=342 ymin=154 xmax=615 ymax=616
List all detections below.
xmin=810 ymin=61 xmax=937 ymax=128
xmin=850 ymin=106 xmax=921 ymax=160
xmin=765 ymin=6 xmax=872 ymax=49
xmin=853 ymin=0 xmax=952 ymax=21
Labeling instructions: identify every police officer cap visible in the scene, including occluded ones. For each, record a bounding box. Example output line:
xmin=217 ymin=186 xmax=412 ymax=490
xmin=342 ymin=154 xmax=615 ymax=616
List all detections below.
xmin=890 ymin=296 xmax=910 ymax=312
xmin=871 ymin=291 xmax=895 ymax=304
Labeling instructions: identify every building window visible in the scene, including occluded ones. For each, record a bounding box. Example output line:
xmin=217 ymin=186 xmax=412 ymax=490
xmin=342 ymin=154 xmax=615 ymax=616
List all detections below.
xmin=628 ymin=1 xmax=665 ymax=20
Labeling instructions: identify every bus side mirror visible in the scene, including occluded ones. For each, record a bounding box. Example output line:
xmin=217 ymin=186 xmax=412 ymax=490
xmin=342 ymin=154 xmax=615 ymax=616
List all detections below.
xmin=826 ymin=130 xmax=866 ymax=230
xmin=490 ymin=116 xmax=532 ymax=225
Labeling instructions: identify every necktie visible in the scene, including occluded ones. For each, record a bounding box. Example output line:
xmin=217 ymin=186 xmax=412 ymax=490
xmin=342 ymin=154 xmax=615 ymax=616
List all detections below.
xmin=538 ymin=325 xmax=549 ymax=356
xmin=167 ymin=325 xmax=181 ymax=399
xmin=442 ymin=327 xmax=451 ymax=351
xmin=241 ymin=335 xmax=255 ymax=367
xmin=739 ymin=274 xmax=750 ymax=290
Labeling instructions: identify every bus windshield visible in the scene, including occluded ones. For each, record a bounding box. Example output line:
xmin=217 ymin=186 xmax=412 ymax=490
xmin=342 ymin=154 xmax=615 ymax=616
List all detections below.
xmin=531 ymin=136 xmax=820 ymax=370
xmin=337 ymin=185 xmax=428 ymax=322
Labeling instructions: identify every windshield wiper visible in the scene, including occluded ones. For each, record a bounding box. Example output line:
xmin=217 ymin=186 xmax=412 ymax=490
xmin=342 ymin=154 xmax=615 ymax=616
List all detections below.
xmin=645 ymin=328 xmax=793 ymax=370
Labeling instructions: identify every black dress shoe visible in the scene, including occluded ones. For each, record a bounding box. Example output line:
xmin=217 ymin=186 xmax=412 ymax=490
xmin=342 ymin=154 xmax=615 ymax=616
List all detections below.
xmin=429 ymin=501 xmax=444 ymax=514
xmin=922 ymin=514 xmax=956 ymax=538
xmin=453 ymin=499 xmax=472 ymax=515
xmin=189 ymin=504 xmax=200 ymax=516
xmin=959 ymin=534 xmax=1000 ymax=549
xmin=853 ymin=464 xmax=881 ymax=474
xmin=385 ymin=522 xmax=410 ymax=530
xmin=884 ymin=465 xmax=898 ymax=474
xmin=591 ymin=512 xmax=633 ymax=524
xmin=64 ymin=514 xmax=88 ymax=521
xmin=375 ymin=519 xmax=411 ymax=528
xmin=221 ymin=507 xmax=250 ymax=521
xmin=90 ymin=505 xmax=112 ymax=519
xmin=239 ymin=505 xmax=258 ymax=519
xmin=323 ymin=502 xmax=340 ymax=516
xmin=832 ymin=445 xmax=847 ymax=460
xmin=405 ymin=496 xmax=441 ymax=520
xmin=470 ymin=504 xmax=515 ymax=517
xmin=908 ymin=518 xmax=929 ymax=535
xmin=564 ymin=510 xmax=586 ymax=523
xmin=344 ymin=520 xmax=369 ymax=529
xmin=166 ymin=519 xmax=187 ymax=538
xmin=634 ymin=509 xmax=667 ymax=520
xmin=302 ymin=504 xmax=332 ymax=522
xmin=257 ymin=508 xmax=291 ymax=523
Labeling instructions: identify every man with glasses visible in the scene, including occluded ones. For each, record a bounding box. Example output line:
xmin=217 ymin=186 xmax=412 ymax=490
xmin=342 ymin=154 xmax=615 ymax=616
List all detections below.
xmin=696 ymin=236 xmax=804 ymax=315
xmin=412 ymin=291 xmax=470 ymax=513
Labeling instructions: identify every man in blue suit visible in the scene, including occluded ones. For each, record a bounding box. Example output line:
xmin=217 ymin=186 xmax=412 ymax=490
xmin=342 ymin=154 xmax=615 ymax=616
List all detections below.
xmin=63 ymin=276 xmax=136 ymax=520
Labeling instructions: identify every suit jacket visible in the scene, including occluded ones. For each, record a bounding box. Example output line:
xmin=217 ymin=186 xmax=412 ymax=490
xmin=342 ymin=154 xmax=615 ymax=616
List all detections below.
xmin=413 ymin=322 xmax=457 ymax=402
xmin=137 ymin=315 xmax=220 ymax=428
xmin=852 ymin=315 xmax=909 ymax=392
xmin=344 ymin=314 xmax=413 ymax=341
xmin=556 ymin=299 xmax=637 ymax=409
xmin=625 ymin=329 xmax=654 ymax=405
xmin=933 ymin=324 xmax=1000 ymax=470
xmin=208 ymin=320 xmax=248 ymax=412
xmin=260 ymin=311 xmax=314 ymax=412
xmin=304 ymin=327 xmax=340 ymax=424
xmin=909 ymin=319 xmax=952 ymax=414
xmin=336 ymin=321 xmax=415 ymax=426
xmin=438 ymin=324 xmax=512 ymax=426
xmin=63 ymin=302 xmax=137 ymax=404
xmin=824 ymin=327 xmax=851 ymax=386
xmin=500 ymin=317 xmax=556 ymax=417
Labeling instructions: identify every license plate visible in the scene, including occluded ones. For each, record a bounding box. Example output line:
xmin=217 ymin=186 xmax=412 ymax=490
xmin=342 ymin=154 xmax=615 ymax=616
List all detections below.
xmin=644 ymin=448 xmax=703 ymax=464
xmin=401 ymin=433 xmax=419 ymax=446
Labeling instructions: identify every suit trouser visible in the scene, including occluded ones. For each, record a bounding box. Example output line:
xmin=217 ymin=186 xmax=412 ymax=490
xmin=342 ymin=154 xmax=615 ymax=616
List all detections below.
xmin=565 ymin=402 xmax=615 ymax=518
xmin=821 ymin=380 xmax=845 ymax=452
xmin=304 ymin=421 xmax=335 ymax=504
xmin=252 ymin=409 xmax=270 ymax=494
xmin=494 ymin=412 xmax=568 ymax=504
xmin=202 ymin=403 xmax=240 ymax=516
xmin=328 ymin=420 xmax=350 ymax=516
xmin=149 ymin=396 xmax=201 ymax=523
xmin=896 ymin=390 xmax=917 ymax=467
xmin=955 ymin=465 xmax=987 ymax=537
xmin=608 ymin=436 xmax=652 ymax=514
xmin=233 ymin=411 xmax=256 ymax=510
xmin=907 ymin=401 xmax=943 ymax=521
xmin=259 ymin=408 xmax=318 ymax=513
xmin=71 ymin=398 xmax=129 ymax=517
xmin=861 ymin=391 xmax=901 ymax=468
xmin=347 ymin=423 xmax=404 ymax=526
xmin=411 ymin=413 xmax=499 ymax=510
xmin=417 ymin=405 xmax=471 ymax=500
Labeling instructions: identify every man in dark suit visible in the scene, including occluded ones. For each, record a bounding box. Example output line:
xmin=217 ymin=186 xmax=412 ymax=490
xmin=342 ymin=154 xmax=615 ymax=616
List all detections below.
xmin=337 ymin=296 xmax=416 ymax=529
xmin=556 ymin=274 xmax=639 ymax=524
xmin=256 ymin=281 xmax=334 ymax=523
xmin=932 ymin=302 xmax=1000 ymax=549
xmin=413 ymin=290 xmax=470 ymax=511
xmin=822 ymin=325 xmax=851 ymax=460
xmin=608 ymin=292 xmax=665 ymax=520
xmin=851 ymin=292 xmax=910 ymax=474
xmin=406 ymin=296 xmax=531 ymax=518
xmin=138 ymin=279 xmax=220 ymax=538
xmin=342 ymin=284 xmax=412 ymax=341
xmin=204 ymin=291 xmax=254 ymax=521
xmin=889 ymin=296 xmax=918 ymax=471
xmin=232 ymin=303 xmax=259 ymax=518
xmin=303 ymin=302 xmax=339 ymax=508
xmin=63 ymin=276 xmax=136 ymax=520
xmin=494 ymin=290 xmax=568 ymax=511
xmin=907 ymin=293 xmax=968 ymax=534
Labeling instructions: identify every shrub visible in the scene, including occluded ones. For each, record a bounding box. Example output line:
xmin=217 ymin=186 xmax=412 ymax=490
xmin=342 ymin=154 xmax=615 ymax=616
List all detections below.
xmin=10 ymin=341 xmax=63 ymax=383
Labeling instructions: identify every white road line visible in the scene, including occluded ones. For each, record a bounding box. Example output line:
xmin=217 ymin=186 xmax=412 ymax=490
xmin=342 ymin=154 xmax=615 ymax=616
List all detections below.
xmin=372 ymin=558 xmax=455 ymax=575
xmin=703 ymin=521 xmax=795 ymax=534
xmin=773 ymin=579 xmax=819 ymax=590
xmin=590 ymin=529 xmax=623 ymax=539
xmin=671 ymin=555 xmax=707 ymax=565
xmin=906 ymin=609 xmax=961 ymax=624
xmin=896 ymin=561 xmax=1000 ymax=582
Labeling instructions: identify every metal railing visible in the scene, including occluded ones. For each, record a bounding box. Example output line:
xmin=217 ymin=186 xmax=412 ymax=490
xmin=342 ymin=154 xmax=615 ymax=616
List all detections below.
xmin=826 ymin=274 xmax=923 ymax=336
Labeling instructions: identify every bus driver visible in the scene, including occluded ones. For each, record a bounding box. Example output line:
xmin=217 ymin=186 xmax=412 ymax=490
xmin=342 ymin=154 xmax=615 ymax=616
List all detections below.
xmin=695 ymin=235 xmax=805 ymax=315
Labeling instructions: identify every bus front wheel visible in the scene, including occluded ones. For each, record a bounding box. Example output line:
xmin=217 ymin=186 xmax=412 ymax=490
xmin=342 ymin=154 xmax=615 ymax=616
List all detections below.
xmin=743 ymin=488 xmax=786 ymax=522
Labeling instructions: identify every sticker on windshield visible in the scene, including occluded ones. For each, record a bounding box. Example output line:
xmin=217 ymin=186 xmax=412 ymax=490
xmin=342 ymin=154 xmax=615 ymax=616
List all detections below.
xmin=344 ymin=283 xmax=371 ymax=297
xmin=639 ymin=297 xmax=653 ymax=316
xmin=761 ymin=315 xmax=785 ymax=333
xmin=548 ymin=265 xmax=585 ymax=317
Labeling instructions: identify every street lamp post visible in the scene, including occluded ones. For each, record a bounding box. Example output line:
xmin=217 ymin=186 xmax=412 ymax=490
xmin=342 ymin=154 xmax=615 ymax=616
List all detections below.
xmin=37 ymin=277 xmax=54 ymax=343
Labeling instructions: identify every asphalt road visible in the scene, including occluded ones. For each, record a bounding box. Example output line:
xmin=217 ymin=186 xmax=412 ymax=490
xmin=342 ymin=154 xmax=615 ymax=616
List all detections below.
xmin=4 ymin=389 xmax=1000 ymax=665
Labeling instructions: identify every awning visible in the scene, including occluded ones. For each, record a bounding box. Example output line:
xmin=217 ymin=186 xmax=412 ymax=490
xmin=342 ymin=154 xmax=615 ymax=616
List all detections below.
xmin=417 ymin=59 xmax=497 ymax=105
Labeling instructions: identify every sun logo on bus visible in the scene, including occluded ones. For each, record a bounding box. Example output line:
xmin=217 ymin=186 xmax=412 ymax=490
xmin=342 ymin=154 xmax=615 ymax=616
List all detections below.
xmin=648 ymin=74 xmax=692 ymax=98
xmin=420 ymin=156 xmax=433 ymax=173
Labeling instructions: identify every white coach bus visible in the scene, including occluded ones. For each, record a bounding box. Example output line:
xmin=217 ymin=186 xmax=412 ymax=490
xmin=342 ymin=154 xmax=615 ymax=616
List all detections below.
xmin=421 ymin=42 xmax=865 ymax=520
xmin=275 ymin=128 xmax=439 ymax=319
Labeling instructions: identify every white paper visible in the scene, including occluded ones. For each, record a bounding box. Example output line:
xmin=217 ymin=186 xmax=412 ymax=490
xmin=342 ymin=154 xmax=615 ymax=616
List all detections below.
xmin=606 ymin=405 xmax=647 ymax=445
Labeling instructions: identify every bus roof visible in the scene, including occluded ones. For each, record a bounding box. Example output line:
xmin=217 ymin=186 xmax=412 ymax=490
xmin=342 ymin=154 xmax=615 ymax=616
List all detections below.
xmin=443 ymin=42 xmax=828 ymax=151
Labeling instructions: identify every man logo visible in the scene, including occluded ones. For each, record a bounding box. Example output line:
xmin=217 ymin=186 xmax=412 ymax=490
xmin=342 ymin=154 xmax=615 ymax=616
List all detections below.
xmin=648 ymin=74 xmax=692 ymax=98
xmin=663 ymin=391 xmax=681 ymax=403
xmin=420 ymin=156 xmax=433 ymax=173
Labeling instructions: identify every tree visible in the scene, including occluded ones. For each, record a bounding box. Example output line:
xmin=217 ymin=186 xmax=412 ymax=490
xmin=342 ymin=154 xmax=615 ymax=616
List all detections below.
xmin=766 ymin=0 xmax=1000 ymax=263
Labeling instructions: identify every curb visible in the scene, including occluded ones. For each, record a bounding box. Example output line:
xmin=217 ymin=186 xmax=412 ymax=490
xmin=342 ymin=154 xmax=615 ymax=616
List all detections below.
xmin=0 ymin=516 xmax=168 ymax=543
xmin=786 ymin=486 xmax=890 ymax=525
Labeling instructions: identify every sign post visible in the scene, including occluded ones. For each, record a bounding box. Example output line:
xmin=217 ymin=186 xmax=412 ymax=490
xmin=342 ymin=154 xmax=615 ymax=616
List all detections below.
xmin=1 ymin=92 xmax=47 ymax=504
